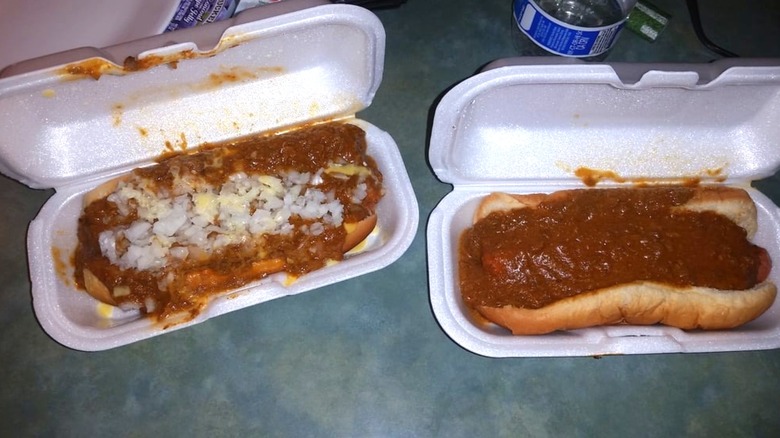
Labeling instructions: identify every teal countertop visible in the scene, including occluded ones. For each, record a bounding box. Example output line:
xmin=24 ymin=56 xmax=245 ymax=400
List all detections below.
xmin=2 ymin=0 xmax=780 ymax=436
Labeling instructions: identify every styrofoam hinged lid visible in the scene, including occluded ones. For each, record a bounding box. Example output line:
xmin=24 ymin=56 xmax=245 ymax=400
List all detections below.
xmin=430 ymin=57 xmax=780 ymax=188
xmin=0 ymin=0 xmax=384 ymax=189
xmin=428 ymin=58 xmax=780 ymax=357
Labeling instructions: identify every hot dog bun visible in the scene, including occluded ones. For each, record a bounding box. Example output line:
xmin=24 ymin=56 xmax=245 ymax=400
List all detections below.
xmin=75 ymin=122 xmax=384 ymax=327
xmin=470 ymin=187 xmax=776 ymax=335
xmin=478 ymin=281 xmax=777 ymax=335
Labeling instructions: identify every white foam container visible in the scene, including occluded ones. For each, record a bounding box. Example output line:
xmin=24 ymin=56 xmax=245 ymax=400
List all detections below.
xmin=428 ymin=57 xmax=780 ymax=357
xmin=0 ymin=1 xmax=418 ymax=351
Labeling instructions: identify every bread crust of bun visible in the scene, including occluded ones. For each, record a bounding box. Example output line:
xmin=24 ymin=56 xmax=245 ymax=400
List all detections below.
xmin=478 ymin=281 xmax=777 ymax=335
xmin=470 ymin=186 xmax=776 ymax=335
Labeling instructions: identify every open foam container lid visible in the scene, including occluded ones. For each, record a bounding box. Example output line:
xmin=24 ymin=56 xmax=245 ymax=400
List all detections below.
xmin=0 ymin=1 xmax=419 ymax=350
xmin=0 ymin=0 xmax=383 ymax=189
xmin=428 ymin=57 xmax=780 ymax=357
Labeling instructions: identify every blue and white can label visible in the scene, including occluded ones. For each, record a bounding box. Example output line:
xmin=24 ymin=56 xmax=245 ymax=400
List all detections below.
xmin=166 ymin=0 xmax=239 ymax=32
xmin=513 ymin=0 xmax=627 ymax=57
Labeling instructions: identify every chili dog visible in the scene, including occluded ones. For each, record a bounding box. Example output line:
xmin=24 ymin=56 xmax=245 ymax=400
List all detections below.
xmin=75 ymin=122 xmax=383 ymax=325
xmin=459 ymin=186 xmax=776 ymax=335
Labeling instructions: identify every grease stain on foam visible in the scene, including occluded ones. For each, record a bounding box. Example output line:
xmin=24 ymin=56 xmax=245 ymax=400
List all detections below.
xmin=59 ymin=58 xmax=123 ymax=81
xmin=56 ymin=39 xmax=244 ymax=81
xmin=575 ymin=167 xmax=626 ymax=186
xmin=704 ymin=167 xmax=727 ymax=182
xmin=198 ymin=65 xmax=285 ymax=92
xmin=41 ymin=88 xmax=56 ymax=98
xmin=571 ymin=112 xmax=590 ymax=127
xmin=225 ymin=291 xmax=243 ymax=300
xmin=112 ymin=103 xmax=124 ymax=126
xmin=51 ymin=33 xmax=294 ymax=161
xmin=564 ymin=165 xmax=728 ymax=187
xmin=50 ymin=246 xmax=73 ymax=288
xmin=101 ymin=63 xmax=286 ymax=157
xmin=164 ymin=132 xmax=189 ymax=153
xmin=103 ymin=64 xmax=284 ymax=114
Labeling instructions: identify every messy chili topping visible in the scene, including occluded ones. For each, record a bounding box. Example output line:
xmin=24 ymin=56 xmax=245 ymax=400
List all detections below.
xmin=459 ymin=187 xmax=768 ymax=310
xmin=75 ymin=122 xmax=383 ymax=323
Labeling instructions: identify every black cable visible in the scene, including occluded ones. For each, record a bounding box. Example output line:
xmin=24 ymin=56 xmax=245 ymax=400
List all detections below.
xmin=685 ymin=0 xmax=739 ymax=57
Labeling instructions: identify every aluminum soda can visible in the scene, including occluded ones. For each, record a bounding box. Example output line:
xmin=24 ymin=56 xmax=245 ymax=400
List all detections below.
xmin=512 ymin=0 xmax=639 ymax=60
